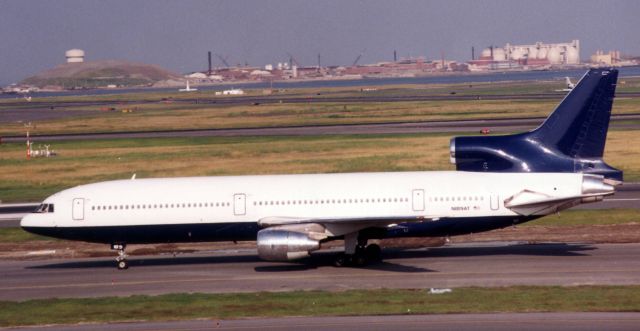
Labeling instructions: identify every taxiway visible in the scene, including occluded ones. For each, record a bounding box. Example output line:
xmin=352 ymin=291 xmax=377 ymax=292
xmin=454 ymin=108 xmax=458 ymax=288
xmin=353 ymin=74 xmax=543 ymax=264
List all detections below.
xmin=5 ymin=313 xmax=640 ymax=331
xmin=1 ymin=242 xmax=639 ymax=301
xmin=2 ymin=114 xmax=640 ymax=143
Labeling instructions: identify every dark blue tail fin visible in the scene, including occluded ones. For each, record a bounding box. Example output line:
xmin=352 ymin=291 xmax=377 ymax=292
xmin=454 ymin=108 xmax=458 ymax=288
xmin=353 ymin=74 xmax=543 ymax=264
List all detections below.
xmin=450 ymin=68 xmax=623 ymax=181
xmin=528 ymin=68 xmax=617 ymax=159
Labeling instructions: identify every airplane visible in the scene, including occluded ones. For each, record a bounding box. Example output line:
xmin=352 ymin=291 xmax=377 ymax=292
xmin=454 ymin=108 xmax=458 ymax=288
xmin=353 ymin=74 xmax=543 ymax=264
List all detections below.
xmin=178 ymin=80 xmax=197 ymax=92
xmin=21 ymin=68 xmax=622 ymax=270
xmin=555 ymin=76 xmax=576 ymax=92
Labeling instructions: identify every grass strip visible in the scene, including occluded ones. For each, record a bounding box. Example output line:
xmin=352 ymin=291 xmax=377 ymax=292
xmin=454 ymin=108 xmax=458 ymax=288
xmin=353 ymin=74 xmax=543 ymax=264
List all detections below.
xmin=1 ymin=130 xmax=637 ymax=203
xmin=1 ymin=286 xmax=639 ymax=327
xmin=3 ymin=96 xmax=640 ymax=136
xmin=0 ymin=227 xmax=52 ymax=242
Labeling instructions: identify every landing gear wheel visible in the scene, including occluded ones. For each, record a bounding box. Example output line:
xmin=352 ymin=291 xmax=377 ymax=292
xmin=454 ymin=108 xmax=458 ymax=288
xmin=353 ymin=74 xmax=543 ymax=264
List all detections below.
xmin=117 ymin=259 xmax=129 ymax=270
xmin=111 ymin=243 xmax=129 ymax=270
xmin=353 ymin=253 xmax=367 ymax=267
xmin=334 ymin=254 xmax=347 ymax=267
xmin=365 ymin=244 xmax=382 ymax=262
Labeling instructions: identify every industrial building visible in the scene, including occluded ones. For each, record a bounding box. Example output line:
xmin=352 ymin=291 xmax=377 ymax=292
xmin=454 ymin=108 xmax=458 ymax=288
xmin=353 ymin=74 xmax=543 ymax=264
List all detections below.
xmin=469 ymin=40 xmax=581 ymax=70
xmin=591 ymin=50 xmax=621 ymax=66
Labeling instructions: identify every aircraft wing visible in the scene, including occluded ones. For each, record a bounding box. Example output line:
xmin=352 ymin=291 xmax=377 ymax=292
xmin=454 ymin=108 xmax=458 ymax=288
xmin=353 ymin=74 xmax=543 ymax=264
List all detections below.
xmin=258 ymin=215 xmax=432 ymax=227
xmin=258 ymin=215 xmax=434 ymax=238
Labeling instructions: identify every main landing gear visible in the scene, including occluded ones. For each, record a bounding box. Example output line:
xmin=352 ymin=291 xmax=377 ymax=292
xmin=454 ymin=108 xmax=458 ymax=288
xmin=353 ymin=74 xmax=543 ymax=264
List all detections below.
xmin=334 ymin=233 xmax=382 ymax=267
xmin=334 ymin=244 xmax=382 ymax=267
xmin=111 ymin=243 xmax=129 ymax=270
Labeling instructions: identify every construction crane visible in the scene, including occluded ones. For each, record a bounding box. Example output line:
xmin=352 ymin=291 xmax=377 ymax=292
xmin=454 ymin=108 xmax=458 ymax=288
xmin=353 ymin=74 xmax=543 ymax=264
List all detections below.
xmin=215 ymin=54 xmax=230 ymax=68
xmin=352 ymin=49 xmax=366 ymax=67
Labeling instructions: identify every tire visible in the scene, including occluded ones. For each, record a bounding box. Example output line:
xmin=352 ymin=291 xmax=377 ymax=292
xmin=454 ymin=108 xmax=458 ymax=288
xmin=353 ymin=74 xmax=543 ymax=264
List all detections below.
xmin=365 ymin=244 xmax=382 ymax=262
xmin=334 ymin=255 xmax=347 ymax=267
xmin=117 ymin=260 xmax=129 ymax=270
xmin=353 ymin=254 xmax=367 ymax=267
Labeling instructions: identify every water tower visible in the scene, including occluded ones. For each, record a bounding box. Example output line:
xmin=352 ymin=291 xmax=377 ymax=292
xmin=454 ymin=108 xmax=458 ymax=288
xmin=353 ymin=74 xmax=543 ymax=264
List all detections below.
xmin=65 ymin=49 xmax=85 ymax=63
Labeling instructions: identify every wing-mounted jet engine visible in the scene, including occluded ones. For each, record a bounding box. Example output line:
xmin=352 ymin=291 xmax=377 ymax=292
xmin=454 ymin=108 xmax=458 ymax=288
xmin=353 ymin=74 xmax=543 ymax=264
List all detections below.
xmin=257 ymin=223 xmax=327 ymax=261
xmin=450 ymin=68 xmax=623 ymax=182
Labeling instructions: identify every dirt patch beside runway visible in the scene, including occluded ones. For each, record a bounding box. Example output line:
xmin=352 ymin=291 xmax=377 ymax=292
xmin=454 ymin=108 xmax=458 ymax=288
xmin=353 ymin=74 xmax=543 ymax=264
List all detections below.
xmin=3 ymin=223 xmax=640 ymax=261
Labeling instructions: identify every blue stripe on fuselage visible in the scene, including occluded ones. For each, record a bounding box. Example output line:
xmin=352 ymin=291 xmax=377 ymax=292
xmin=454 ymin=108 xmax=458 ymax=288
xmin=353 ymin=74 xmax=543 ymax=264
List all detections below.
xmin=22 ymin=215 xmax=540 ymax=245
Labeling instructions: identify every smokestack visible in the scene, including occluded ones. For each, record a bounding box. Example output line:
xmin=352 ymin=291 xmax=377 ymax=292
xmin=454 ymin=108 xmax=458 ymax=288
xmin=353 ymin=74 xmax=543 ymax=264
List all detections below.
xmin=208 ymin=51 xmax=212 ymax=74
xmin=471 ymin=46 xmax=475 ymax=60
xmin=317 ymin=53 xmax=321 ymax=69
xmin=394 ymin=50 xmax=397 ymax=62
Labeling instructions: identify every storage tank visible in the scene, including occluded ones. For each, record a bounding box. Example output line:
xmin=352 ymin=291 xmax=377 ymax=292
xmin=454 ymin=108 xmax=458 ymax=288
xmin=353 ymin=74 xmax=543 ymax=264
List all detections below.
xmin=537 ymin=47 xmax=548 ymax=60
xmin=566 ymin=47 xmax=580 ymax=64
xmin=527 ymin=47 xmax=538 ymax=59
xmin=481 ymin=48 xmax=492 ymax=58
xmin=492 ymin=48 xmax=506 ymax=61
xmin=510 ymin=48 xmax=524 ymax=60
xmin=547 ymin=47 xmax=561 ymax=64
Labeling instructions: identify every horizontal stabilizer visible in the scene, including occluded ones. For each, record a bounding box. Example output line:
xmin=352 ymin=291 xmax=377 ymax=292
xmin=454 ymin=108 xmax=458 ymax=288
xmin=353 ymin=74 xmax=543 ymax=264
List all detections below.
xmin=504 ymin=189 xmax=612 ymax=216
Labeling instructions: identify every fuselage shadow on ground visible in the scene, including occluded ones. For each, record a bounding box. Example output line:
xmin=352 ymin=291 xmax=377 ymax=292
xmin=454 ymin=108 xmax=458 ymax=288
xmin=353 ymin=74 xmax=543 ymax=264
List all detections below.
xmin=26 ymin=242 xmax=595 ymax=272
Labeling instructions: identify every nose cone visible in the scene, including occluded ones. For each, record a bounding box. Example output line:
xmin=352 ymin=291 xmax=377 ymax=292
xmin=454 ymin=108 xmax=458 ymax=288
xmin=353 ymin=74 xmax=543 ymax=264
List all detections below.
xmin=20 ymin=214 xmax=56 ymax=230
xmin=582 ymin=174 xmax=615 ymax=196
xmin=20 ymin=214 xmax=36 ymax=228
xmin=21 ymin=214 xmax=60 ymax=240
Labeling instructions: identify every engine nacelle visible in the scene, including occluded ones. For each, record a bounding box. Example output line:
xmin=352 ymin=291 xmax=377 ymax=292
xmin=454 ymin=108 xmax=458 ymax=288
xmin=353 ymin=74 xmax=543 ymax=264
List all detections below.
xmin=257 ymin=229 xmax=321 ymax=261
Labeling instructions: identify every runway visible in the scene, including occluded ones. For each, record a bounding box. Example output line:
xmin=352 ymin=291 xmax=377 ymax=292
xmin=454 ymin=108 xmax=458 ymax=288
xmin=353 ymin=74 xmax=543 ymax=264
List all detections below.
xmin=6 ymin=313 xmax=640 ymax=331
xmin=2 ymin=242 xmax=639 ymax=301
xmin=3 ymin=113 xmax=640 ymax=143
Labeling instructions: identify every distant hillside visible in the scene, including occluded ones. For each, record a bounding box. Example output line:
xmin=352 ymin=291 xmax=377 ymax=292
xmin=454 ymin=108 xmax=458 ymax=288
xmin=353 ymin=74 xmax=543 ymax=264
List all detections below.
xmin=21 ymin=60 xmax=182 ymax=89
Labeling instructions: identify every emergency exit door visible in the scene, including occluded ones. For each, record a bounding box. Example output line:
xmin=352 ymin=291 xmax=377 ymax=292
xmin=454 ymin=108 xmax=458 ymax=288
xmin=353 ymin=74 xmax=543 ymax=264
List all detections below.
xmin=72 ymin=198 xmax=85 ymax=220
xmin=234 ymin=194 xmax=246 ymax=216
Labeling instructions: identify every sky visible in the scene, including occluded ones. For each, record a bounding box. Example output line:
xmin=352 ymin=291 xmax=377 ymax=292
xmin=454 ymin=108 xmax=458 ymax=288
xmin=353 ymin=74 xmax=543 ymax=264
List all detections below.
xmin=1 ymin=0 xmax=639 ymax=85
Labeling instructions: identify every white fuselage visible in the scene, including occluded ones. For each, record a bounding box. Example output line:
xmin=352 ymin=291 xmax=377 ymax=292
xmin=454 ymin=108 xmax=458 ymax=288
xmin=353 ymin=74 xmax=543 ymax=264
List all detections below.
xmin=22 ymin=171 xmax=584 ymax=236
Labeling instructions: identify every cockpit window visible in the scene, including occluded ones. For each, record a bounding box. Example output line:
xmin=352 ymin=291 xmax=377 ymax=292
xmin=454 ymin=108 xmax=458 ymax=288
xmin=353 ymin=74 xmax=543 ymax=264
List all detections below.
xmin=34 ymin=204 xmax=54 ymax=213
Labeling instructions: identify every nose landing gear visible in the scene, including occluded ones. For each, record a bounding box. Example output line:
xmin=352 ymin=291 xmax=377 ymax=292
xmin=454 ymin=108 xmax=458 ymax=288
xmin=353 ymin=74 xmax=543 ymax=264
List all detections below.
xmin=111 ymin=243 xmax=129 ymax=270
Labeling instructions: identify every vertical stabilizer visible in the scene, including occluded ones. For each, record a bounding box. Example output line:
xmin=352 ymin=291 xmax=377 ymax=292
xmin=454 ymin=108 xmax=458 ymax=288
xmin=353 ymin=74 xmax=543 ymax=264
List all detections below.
xmin=529 ymin=68 xmax=617 ymax=158
xmin=450 ymin=68 xmax=622 ymax=181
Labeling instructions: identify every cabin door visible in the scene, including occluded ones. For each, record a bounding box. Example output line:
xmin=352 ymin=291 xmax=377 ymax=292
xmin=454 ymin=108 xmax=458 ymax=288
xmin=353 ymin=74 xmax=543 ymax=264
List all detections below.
xmin=412 ymin=189 xmax=425 ymax=211
xmin=234 ymin=194 xmax=246 ymax=216
xmin=72 ymin=198 xmax=85 ymax=220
